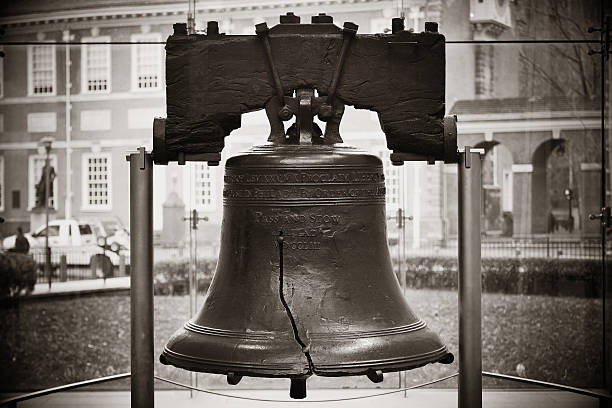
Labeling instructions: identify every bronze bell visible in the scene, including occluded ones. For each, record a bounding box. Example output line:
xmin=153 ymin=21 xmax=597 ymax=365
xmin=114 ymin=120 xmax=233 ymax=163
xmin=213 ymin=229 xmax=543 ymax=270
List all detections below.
xmin=160 ymin=142 xmax=454 ymax=398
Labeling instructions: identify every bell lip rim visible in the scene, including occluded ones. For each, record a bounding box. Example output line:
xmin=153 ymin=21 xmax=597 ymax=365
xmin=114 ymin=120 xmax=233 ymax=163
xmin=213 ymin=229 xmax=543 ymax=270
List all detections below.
xmin=183 ymin=320 xmax=429 ymax=340
xmin=159 ymin=346 xmax=453 ymax=378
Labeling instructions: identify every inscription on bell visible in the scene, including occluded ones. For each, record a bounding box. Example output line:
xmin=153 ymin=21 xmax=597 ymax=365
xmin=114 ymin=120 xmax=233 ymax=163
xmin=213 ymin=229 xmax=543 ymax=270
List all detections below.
xmin=253 ymin=209 xmax=342 ymax=250
xmin=224 ymin=186 xmax=386 ymax=200
xmin=225 ymin=170 xmax=384 ymax=184
xmin=254 ymin=211 xmax=341 ymax=225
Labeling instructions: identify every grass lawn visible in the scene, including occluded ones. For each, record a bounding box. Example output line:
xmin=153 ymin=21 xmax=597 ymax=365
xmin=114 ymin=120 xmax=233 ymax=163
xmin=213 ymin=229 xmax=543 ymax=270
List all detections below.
xmin=0 ymin=289 xmax=603 ymax=392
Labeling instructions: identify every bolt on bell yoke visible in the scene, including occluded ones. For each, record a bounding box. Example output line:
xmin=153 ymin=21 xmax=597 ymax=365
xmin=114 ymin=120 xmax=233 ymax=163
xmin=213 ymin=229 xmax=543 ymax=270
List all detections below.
xmin=158 ymin=13 xmax=456 ymax=400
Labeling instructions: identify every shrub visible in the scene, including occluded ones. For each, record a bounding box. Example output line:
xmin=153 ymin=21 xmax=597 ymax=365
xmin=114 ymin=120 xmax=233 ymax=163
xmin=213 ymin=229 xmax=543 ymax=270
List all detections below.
xmin=153 ymin=259 xmax=216 ymax=295
xmin=0 ymin=253 xmax=38 ymax=299
xmin=403 ymin=256 xmax=604 ymax=298
xmin=153 ymin=256 xmax=603 ymax=298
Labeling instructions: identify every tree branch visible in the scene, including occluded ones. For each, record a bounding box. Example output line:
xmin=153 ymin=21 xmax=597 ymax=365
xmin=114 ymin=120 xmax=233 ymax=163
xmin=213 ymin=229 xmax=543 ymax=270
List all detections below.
xmin=519 ymin=51 xmax=576 ymax=96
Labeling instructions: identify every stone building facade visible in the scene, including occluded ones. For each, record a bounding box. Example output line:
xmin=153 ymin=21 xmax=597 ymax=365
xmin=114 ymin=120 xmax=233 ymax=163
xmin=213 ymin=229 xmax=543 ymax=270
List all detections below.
xmin=0 ymin=0 xmax=602 ymax=249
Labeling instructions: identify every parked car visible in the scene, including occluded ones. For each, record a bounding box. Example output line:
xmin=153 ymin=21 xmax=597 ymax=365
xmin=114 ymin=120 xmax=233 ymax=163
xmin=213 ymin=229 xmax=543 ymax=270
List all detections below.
xmin=2 ymin=219 xmax=127 ymax=266
xmin=88 ymin=218 xmax=130 ymax=253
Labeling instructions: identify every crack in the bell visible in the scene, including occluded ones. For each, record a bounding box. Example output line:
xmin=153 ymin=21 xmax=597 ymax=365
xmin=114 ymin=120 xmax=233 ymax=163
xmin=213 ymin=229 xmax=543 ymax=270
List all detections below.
xmin=277 ymin=231 xmax=316 ymax=375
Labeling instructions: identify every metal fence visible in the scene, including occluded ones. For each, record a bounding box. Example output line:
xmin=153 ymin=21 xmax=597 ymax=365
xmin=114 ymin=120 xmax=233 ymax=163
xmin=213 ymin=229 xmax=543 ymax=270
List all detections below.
xmin=29 ymin=246 xmax=130 ymax=283
xmin=393 ymin=237 xmax=605 ymax=260
xmin=24 ymin=236 xmax=605 ymax=285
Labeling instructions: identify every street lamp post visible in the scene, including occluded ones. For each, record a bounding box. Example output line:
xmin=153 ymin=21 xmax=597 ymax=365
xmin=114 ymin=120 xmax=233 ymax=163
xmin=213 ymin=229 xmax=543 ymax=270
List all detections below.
xmin=39 ymin=137 xmax=53 ymax=288
xmin=564 ymin=188 xmax=574 ymax=233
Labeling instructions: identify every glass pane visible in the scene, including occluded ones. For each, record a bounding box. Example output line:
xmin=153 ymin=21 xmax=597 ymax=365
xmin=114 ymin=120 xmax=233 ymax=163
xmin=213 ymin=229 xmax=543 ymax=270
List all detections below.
xmin=0 ymin=1 xmax=606 ymax=404
xmin=447 ymin=42 xmax=603 ymax=388
xmin=0 ymin=44 xmax=137 ymax=394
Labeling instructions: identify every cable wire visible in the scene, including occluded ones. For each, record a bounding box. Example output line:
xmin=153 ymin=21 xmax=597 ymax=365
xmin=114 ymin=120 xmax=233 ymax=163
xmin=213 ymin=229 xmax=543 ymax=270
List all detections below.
xmin=0 ymin=40 xmax=600 ymax=46
xmin=153 ymin=373 xmax=458 ymax=403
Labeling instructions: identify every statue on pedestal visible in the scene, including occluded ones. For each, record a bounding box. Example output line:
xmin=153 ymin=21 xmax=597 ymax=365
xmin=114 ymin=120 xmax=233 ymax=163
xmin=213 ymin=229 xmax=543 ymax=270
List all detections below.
xmin=34 ymin=164 xmax=56 ymax=209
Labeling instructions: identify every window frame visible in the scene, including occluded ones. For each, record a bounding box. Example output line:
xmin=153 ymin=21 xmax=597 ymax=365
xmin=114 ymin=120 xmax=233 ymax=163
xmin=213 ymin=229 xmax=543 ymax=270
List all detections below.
xmin=130 ymin=32 xmax=163 ymax=92
xmin=28 ymin=154 xmax=58 ymax=210
xmin=27 ymin=43 xmax=57 ymax=96
xmin=380 ymin=151 xmax=401 ymax=211
xmin=81 ymin=35 xmax=112 ymax=94
xmin=81 ymin=152 xmax=113 ymax=211
xmin=192 ymin=162 xmax=217 ymax=212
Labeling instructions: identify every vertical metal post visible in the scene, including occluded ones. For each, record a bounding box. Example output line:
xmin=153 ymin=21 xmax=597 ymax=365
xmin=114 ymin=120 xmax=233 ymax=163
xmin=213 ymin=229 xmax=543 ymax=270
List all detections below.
xmin=44 ymin=146 xmax=51 ymax=289
xmin=129 ymin=148 xmax=154 ymax=408
xmin=63 ymin=30 xmax=73 ymax=219
xmin=189 ymin=209 xmax=196 ymax=397
xmin=59 ymin=254 xmax=67 ymax=282
xmin=458 ymin=147 xmax=482 ymax=408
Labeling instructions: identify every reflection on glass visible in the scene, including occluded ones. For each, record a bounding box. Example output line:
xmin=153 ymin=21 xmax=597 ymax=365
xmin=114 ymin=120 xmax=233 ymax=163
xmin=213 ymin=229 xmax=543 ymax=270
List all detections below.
xmin=0 ymin=0 xmax=607 ymax=401
xmin=447 ymin=42 xmax=603 ymax=388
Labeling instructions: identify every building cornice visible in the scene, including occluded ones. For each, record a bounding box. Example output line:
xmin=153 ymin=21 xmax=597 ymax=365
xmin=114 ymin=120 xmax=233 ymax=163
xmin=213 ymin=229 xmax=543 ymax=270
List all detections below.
xmin=457 ymin=117 xmax=600 ymax=134
xmin=0 ymin=138 xmax=151 ymax=150
xmin=0 ymin=0 xmax=387 ymax=28
xmin=455 ymin=110 xmax=600 ymax=122
xmin=0 ymin=91 xmax=165 ymax=105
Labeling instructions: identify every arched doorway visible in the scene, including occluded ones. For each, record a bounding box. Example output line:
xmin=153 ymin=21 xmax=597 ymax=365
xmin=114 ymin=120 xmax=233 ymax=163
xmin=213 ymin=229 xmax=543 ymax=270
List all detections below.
xmin=477 ymin=141 xmax=514 ymax=237
xmin=531 ymin=139 xmax=577 ymax=235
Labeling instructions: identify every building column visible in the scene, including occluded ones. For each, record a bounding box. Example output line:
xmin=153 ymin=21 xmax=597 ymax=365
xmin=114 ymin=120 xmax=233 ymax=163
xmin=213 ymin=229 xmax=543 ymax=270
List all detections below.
xmin=580 ymin=163 xmax=601 ymax=237
xmin=511 ymin=164 xmax=533 ymax=236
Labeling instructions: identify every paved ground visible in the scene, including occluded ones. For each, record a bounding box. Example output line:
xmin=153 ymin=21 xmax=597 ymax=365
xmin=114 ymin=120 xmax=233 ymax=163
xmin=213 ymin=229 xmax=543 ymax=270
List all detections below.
xmin=12 ymin=278 xmax=603 ymax=408
xmin=5 ymin=389 xmax=600 ymax=407
xmin=25 ymin=276 xmax=130 ymax=299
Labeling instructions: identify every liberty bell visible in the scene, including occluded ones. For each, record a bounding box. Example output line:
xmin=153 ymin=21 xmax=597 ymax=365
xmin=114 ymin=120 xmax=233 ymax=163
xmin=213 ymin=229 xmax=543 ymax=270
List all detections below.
xmin=157 ymin=15 xmax=456 ymax=399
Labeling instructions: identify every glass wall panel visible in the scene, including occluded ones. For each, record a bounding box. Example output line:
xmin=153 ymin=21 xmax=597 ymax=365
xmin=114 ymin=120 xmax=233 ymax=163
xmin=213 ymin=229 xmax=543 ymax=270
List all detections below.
xmin=0 ymin=0 xmax=608 ymax=404
xmin=447 ymin=42 xmax=604 ymax=388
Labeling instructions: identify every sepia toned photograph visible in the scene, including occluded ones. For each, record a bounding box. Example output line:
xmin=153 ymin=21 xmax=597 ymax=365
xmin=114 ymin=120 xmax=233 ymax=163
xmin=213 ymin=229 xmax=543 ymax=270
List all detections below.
xmin=0 ymin=0 xmax=610 ymax=407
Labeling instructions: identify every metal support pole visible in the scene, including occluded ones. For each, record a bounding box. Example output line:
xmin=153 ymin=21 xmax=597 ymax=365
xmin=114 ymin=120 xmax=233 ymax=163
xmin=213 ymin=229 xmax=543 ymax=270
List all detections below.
xmin=129 ymin=148 xmax=154 ymax=408
xmin=63 ymin=29 xmax=73 ymax=219
xmin=188 ymin=209 xmax=196 ymax=397
xmin=458 ymin=147 xmax=482 ymax=408
xmin=44 ymin=148 xmax=51 ymax=289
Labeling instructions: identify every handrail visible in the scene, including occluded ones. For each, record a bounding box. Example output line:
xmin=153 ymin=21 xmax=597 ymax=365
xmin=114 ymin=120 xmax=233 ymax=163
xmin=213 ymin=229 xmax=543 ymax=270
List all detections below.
xmin=0 ymin=372 xmax=131 ymax=407
xmin=482 ymin=371 xmax=611 ymax=400
xmin=153 ymin=373 xmax=459 ymax=403
xmin=1 ymin=371 xmax=610 ymax=406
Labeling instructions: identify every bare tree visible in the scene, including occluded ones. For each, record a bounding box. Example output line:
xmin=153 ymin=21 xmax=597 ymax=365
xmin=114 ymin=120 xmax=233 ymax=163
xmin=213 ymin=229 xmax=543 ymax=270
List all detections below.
xmin=514 ymin=0 xmax=600 ymax=101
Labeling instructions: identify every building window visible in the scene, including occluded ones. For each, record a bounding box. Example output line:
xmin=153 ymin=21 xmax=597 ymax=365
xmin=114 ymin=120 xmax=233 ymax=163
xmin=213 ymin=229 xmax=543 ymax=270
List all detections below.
xmin=131 ymin=33 xmax=162 ymax=90
xmin=408 ymin=6 xmax=425 ymax=32
xmin=82 ymin=153 xmax=112 ymax=210
xmin=380 ymin=153 xmax=400 ymax=211
xmin=81 ymin=36 xmax=111 ymax=93
xmin=28 ymin=44 xmax=56 ymax=95
xmin=369 ymin=18 xmax=390 ymax=34
xmin=385 ymin=166 xmax=400 ymax=209
xmin=0 ymin=156 xmax=4 ymax=211
xmin=28 ymin=154 xmax=58 ymax=210
xmin=194 ymin=163 xmax=216 ymax=211
xmin=12 ymin=190 xmax=20 ymax=209
xmin=482 ymin=145 xmax=499 ymax=187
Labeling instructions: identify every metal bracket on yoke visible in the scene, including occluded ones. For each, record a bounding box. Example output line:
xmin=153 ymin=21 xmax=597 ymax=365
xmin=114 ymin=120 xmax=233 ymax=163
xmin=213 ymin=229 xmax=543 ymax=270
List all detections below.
xmin=256 ymin=21 xmax=357 ymax=145
xmin=152 ymin=117 xmax=221 ymax=166
xmin=390 ymin=152 xmax=436 ymax=165
xmin=125 ymin=147 xmax=151 ymax=169
xmin=390 ymin=115 xmax=458 ymax=166
xmin=457 ymin=146 xmax=485 ymax=169
xmin=138 ymin=147 xmax=147 ymax=170
xmin=296 ymin=88 xmax=315 ymax=144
